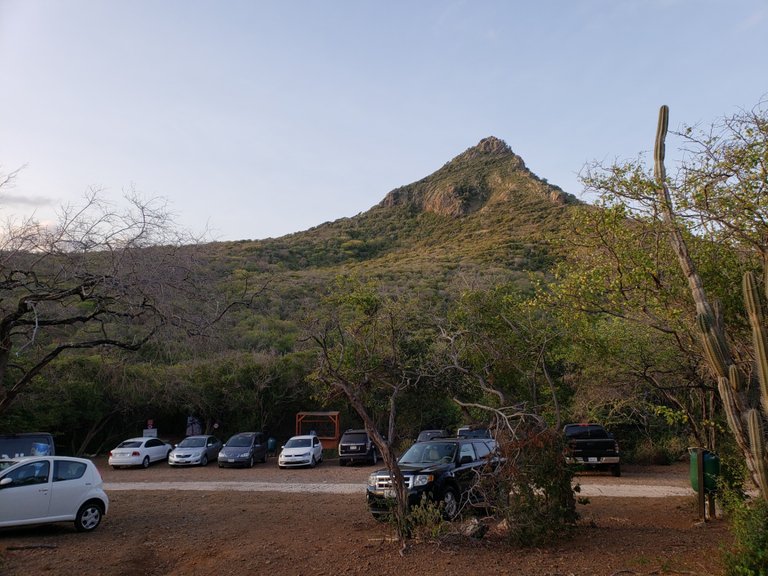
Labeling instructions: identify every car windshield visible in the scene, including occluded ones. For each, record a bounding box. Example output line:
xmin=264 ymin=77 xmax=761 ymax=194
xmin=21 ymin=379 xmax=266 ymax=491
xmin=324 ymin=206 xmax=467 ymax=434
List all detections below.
xmin=117 ymin=441 xmax=142 ymax=448
xmin=285 ymin=438 xmax=310 ymax=448
xmin=226 ymin=435 xmax=252 ymax=447
xmin=0 ymin=459 xmax=18 ymax=471
xmin=179 ymin=437 xmax=206 ymax=448
xmin=399 ymin=442 xmax=456 ymax=464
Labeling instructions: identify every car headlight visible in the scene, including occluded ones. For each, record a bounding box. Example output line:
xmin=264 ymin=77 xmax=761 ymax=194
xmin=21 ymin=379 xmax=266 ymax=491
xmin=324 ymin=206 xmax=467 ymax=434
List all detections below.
xmin=237 ymin=451 xmax=250 ymax=458
xmin=368 ymin=473 xmax=378 ymax=487
xmin=413 ymin=474 xmax=434 ymax=487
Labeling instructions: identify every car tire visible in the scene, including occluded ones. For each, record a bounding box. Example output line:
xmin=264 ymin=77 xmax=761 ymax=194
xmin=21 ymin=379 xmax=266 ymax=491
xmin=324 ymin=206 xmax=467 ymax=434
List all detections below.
xmin=201 ymin=455 xmax=208 ymax=467
xmin=310 ymin=456 xmax=317 ymax=468
xmin=441 ymin=486 xmax=460 ymax=520
xmin=612 ymin=464 xmax=621 ymax=477
xmin=248 ymin=456 xmax=254 ymax=468
xmin=111 ymin=465 xmax=119 ymax=470
xmin=75 ymin=501 xmax=103 ymax=532
xmin=142 ymin=456 xmax=150 ymax=469
xmin=339 ymin=459 xmax=346 ymax=467
xmin=370 ymin=448 xmax=377 ymax=465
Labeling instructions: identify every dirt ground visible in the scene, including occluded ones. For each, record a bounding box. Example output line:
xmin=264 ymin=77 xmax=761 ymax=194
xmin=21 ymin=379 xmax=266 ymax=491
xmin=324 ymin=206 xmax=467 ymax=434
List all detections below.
xmin=0 ymin=458 xmax=732 ymax=576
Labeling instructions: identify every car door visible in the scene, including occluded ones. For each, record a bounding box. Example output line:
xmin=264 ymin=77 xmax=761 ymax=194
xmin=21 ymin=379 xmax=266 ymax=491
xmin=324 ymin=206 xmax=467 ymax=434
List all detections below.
xmin=0 ymin=459 xmax=52 ymax=526
xmin=146 ymin=438 xmax=167 ymax=462
xmin=206 ymin=436 xmax=221 ymax=460
xmin=453 ymin=442 xmax=481 ymax=495
xmin=48 ymin=460 xmax=88 ymax=520
xmin=312 ymin=436 xmax=322 ymax=460
xmin=253 ymin=433 xmax=266 ymax=461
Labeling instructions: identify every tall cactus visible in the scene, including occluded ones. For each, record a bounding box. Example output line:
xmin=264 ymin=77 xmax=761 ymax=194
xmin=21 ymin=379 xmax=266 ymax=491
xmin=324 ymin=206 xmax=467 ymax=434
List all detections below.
xmin=701 ymin=272 xmax=768 ymax=500
xmin=654 ymin=105 xmax=768 ymax=500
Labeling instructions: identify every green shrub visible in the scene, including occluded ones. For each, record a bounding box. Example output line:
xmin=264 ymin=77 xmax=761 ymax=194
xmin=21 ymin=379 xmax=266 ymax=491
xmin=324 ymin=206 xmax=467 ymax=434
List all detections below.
xmin=722 ymin=491 xmax=768 ymax=576
xmin=404 ymin=495 xmax=450 ymax=541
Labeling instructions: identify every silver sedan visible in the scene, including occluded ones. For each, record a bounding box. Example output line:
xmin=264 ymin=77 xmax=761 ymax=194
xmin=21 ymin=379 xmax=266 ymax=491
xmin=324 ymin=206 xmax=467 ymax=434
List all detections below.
xmin=168 ymin=435 xmax=223 ymax=467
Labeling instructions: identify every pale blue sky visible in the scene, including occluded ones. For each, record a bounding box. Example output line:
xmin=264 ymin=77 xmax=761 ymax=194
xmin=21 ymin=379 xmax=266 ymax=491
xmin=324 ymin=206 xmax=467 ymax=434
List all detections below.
xmin=1 ymin=1 xmax=766 ymax=241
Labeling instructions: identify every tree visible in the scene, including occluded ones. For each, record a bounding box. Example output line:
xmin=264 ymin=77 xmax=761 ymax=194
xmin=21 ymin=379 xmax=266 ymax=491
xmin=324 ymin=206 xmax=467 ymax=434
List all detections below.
xmin=0 ymin=182 xmax=253 ymax=414
xmin=308 ymin=277 xmax=433 ymax=542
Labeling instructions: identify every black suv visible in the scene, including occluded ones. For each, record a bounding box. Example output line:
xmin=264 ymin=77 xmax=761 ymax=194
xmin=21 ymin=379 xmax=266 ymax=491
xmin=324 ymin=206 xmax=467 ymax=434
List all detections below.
xmin=338 ymin=429 xmax=377 ymax=466
xmin=366 ymin=437 xmax=497 ymax=519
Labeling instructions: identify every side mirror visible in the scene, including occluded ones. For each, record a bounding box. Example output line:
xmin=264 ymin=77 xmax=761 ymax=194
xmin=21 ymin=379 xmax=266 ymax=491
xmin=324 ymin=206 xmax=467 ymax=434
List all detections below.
xmin=0 ymin=477 xmax=12 ymax=488
xmin=460 ymin=455 xmax=473 ymax=465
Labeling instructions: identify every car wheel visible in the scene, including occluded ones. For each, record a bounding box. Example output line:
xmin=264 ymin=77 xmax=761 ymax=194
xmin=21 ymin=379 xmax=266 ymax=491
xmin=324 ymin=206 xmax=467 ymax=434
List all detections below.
xmin=339 ymin=459 xmax=346 ymax=467
xmin=75 ymin=502 xmax=103 ymax=532
xmin=248 ymin=456 xmax=254 ymax=468
xmin=310 ymin=456 xmax=317 ymax=468
xmin=441 ymin=487 xmax=460 ymax=520
xmin=142 ymin=456 xmax=150 ymax=469
xmin=370 ymin=448 xmax=377 ymax=465
xmin=111 ymin=465 xmax=119 ymax=470
xmin=201 ymin=454 xmax=208 ymax=467
xmin=612 ymin=464 xmax=622 ymax=477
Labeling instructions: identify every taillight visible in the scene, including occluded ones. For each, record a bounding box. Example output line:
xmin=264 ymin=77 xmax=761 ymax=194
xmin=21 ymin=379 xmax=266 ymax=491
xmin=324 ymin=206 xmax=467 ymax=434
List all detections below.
xmin=132 ymin=451 xmax=141 ymax=456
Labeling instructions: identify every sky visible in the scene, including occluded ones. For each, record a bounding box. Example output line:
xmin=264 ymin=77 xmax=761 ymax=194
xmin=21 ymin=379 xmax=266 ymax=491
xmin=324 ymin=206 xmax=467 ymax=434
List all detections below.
xmin=1 ymin=1 xmax=766 ymax=242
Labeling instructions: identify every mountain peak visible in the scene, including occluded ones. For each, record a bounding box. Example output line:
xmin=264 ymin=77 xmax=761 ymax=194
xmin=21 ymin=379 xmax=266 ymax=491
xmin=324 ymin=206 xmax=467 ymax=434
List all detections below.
xmin=379 ymin=137 xmax=573 ymax=217
xmin=455 ymin=136 xmax=513 ymax=160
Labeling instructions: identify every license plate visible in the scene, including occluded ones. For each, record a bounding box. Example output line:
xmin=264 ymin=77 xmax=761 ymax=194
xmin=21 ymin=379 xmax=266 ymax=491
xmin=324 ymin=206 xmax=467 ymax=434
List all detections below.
xmin=384 ymin=489 xmax=396 ymax=498
xmin=588 ymin=457 xmax=598 ymax=463
xmin=228 ymin=458 xmax=235 ymax=463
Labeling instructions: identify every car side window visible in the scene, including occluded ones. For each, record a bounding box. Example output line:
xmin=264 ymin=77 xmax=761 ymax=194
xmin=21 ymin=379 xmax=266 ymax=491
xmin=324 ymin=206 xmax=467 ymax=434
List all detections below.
xmin=147 ymin=439 xmax=161 ymax=448
xmin=54 ymin=461 xmax=86 ymax=482
xmin=473 ymin=441 xmax=491 ymax=459
xmin=5 ymin=461 xmax=50 ymax=486
xmin=459 ymin=443 xmax=476 ymax=462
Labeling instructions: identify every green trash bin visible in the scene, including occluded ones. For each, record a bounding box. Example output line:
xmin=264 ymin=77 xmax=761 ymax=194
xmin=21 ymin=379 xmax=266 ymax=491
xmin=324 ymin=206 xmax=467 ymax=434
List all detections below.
xmin=689 ymin=448 xmax=720 ymax=493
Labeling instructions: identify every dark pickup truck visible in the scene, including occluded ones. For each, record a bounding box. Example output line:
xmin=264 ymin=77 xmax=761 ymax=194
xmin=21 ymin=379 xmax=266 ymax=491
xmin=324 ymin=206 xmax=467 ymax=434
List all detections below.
xmin=563 ymin=423 xmax=621 ymax=477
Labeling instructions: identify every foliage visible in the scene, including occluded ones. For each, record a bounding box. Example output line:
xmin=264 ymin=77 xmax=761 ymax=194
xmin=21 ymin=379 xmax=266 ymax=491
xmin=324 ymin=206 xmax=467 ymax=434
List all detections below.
xmin=475 ymin=423 xmax=577 ymax=546
xmin=308 ymin=277 xmax=439 ymax=542
xmin=403 ymin=496 xmax=451 ymax=541
xmin=0 ymin=189 xmax=259 ymax=415
xmin=721 ymin=492 xmax=768 ymax=576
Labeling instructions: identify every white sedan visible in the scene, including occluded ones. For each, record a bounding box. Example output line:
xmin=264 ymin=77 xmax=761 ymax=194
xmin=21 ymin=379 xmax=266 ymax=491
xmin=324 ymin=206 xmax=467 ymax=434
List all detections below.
xmin=278 ymin=434 xmax=324 ymax=468
xmin=108 ymin=437 xmax=173 ymax=469
xmin=0 ymin=456 xmax=109 ymax=532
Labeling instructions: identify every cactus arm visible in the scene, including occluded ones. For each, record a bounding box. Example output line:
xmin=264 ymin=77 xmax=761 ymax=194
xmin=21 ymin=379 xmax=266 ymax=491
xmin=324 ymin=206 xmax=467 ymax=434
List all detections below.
xmin=744 ymin=272 xmax=768 ymax=416
xmin=747 ymin=409 xmax=768 ymax=500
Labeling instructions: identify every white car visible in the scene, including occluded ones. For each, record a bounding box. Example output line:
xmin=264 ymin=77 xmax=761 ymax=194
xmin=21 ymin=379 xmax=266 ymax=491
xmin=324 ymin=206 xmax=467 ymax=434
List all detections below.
xmin=278 ymin=434 xmax=324 ymax=468
xmin=0 ymin=456 xmax=109 ymax=532
xmin=108 ymin=436 xmax=173 ymax=469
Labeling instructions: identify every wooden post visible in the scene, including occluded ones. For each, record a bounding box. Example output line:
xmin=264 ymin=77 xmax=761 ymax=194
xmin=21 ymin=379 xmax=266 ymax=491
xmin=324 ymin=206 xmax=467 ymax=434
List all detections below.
xmin=696 ymin=447 xmax=706 ymax=522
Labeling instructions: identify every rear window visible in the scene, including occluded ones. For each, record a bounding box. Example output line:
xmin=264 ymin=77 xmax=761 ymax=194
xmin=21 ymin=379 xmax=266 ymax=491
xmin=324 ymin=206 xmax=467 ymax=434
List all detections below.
xmin=0 ymin=434 xmax=55 ymax=459
xmin=341 ymin=432 xmax=368 ymax=443
xmin=564 ymin=425 xmax=610 ymax=439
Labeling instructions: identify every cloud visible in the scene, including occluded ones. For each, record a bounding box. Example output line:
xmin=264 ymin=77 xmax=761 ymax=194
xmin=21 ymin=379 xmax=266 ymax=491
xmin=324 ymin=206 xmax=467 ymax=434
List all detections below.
xmin=0 ymin=194 xmax=54 ymax=207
